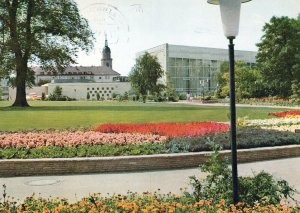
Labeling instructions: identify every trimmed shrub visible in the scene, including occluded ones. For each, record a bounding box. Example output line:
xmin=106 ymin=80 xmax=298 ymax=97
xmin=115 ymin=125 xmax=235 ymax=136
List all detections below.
xmin=166 ymin=127 xmax=300 ymax=153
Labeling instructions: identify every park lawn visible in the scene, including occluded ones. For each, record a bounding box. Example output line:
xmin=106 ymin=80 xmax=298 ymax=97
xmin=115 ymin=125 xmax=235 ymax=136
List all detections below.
xmin=0 ymin=101 xmax=289 ymax=131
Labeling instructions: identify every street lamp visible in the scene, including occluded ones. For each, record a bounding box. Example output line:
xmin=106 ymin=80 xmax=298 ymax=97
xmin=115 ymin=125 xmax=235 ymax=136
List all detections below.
xmin=207 ymin=0 xmax=251 ymax=204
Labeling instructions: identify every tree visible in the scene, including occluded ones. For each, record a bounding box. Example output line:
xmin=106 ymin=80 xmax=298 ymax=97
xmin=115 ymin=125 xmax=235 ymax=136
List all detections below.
xmin=256 ymin=16 xmax=300 ymax=98
xmin=217 ymin=61 xmax=267 ymax=99
xmin=129 ymin=52 xmax=164 ymax=103
xmin=0 ymin=0 xmax=94 ymax=107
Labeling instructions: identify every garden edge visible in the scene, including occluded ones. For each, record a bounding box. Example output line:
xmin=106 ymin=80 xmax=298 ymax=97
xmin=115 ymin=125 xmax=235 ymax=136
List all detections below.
xmin=1 ymin=145 xmax=300 ymax=177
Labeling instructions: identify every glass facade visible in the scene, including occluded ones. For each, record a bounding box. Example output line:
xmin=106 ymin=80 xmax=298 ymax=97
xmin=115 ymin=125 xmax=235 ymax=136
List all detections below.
xmin=167 ymin=57 xmax=220 ymax=96
xmin=137 ymin=44 xmax=257 ymax=97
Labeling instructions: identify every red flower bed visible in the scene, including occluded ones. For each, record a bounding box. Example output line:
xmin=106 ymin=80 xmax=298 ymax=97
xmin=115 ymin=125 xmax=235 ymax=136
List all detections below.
xmin=268 ymin=110 xmax=300 ymax=118
xmin=94 ymin=122 xmax=229 ymax=137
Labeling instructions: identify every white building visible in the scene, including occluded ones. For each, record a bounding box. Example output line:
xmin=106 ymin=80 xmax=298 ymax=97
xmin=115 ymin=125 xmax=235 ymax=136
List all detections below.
xmin=9 ymin=38 xmax=131 ymax=101
xmin=138 ymin=43 xmax=256 ymax=96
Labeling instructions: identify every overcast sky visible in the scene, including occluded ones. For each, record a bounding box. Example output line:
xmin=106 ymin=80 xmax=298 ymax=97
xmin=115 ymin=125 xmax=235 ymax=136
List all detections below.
xmin=74 ymin=0 xmax=300 ymax=76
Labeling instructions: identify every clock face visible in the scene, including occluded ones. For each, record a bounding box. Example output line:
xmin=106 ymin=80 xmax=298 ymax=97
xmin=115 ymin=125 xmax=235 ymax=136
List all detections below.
xmin=81 ymin=3 xmax=130 ymax=46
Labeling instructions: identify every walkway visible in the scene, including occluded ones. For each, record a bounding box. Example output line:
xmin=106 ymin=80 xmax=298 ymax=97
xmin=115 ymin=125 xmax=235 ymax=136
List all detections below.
xmin=172 ymin=101 xmax=300 ymax=109
xmin=1 ymin=157 xmax=300 ymax=203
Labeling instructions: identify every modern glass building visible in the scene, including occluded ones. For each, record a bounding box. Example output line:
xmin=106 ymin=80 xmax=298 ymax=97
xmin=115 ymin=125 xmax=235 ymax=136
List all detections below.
xmin=137 ymin=44 xmax=256 ymax=96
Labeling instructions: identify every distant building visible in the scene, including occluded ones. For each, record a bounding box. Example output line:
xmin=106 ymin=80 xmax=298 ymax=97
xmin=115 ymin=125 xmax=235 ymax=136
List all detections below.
xmin=9 ymin=37 xmax=131 ymax=101
xmin=138 ymin=43 xmax=256 ymax=96
xmin=0 ymin=79 xmax=9 ymax=100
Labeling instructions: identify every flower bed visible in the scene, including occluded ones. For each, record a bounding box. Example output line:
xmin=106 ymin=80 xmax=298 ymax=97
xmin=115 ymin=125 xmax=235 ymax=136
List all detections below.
xmin=1 ymin=193 xmax=298 ymax=213
xmin=94 ymin=122 xmax=229 ymax=137
xmin=0 ymin=131 xmax=167 ymax=148
xmin=245 ymin=117 xmax=300 ymax=127
xmin=269 ymin=110 xmax=300 ymax=118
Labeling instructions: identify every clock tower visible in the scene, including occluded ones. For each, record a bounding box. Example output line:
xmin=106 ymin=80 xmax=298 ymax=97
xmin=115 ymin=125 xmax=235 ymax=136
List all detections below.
xmin=101 ymin=36 xmax=113 ymax=69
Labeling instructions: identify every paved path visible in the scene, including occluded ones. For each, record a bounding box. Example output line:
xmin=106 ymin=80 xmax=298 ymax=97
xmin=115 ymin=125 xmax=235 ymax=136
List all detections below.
xmin=171 ymin=101 xmax=300 ymax=109
xmin=1 ymin=157 xmax=300 ymax=203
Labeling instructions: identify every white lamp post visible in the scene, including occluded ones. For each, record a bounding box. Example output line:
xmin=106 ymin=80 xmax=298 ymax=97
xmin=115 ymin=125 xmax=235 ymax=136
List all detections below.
xmin=207 ymin=0 xmax=251 ymax=204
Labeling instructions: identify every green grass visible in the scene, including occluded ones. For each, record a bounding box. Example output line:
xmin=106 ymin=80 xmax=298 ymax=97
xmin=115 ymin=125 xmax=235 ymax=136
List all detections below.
xmin=0 ymin=101 xmax=289 ymax=131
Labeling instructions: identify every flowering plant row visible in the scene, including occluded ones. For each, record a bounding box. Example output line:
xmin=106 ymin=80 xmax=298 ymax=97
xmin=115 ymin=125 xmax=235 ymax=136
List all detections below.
xmin=269 ymin=110 xmax=300 ymax=118
xmin=0 ymin=131 xmax=167 ymax=148
xmin=260 ymin=124 xmax=300 ymax=132
xmin=1 ymin=192 xmax=298 ymax=213
xmin=94 ymin=122 xmax=229 ymax=137
xmin=244 ymin=117 xmax=300 ymax=127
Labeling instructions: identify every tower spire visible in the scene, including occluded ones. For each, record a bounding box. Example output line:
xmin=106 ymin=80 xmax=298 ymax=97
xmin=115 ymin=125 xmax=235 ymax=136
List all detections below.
xmin=101 ymin=33 xmax=112 ymax=68
xmin=105 ymin=33 xmax=108 ymax=47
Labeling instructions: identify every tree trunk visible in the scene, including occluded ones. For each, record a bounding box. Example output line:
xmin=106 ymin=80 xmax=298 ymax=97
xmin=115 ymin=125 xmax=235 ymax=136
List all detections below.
xmin=12 ymin=64 xmax=29 ymax=107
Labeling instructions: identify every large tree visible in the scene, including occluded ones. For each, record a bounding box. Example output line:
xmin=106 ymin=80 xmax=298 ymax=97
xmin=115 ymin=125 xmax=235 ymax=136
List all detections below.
xmin=256 ymin=16 xmax=300 ymax=98
xmin=0 ymin=0 xmax=94 ymax=107
xmin=217 ymin=61 xmax=266 ymax=99
xmin=129 ymin=52 xmax=164 ymax=103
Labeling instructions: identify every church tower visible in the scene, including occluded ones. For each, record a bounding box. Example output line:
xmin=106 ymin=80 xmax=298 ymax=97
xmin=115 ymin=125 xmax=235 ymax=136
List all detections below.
xmin=101 ymin=35 xmax=113 ymax=69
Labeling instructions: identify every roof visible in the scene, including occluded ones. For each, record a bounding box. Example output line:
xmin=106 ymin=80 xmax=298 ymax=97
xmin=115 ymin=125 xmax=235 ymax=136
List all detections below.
xmin=33 ymin=66 xmax=120 ymax=76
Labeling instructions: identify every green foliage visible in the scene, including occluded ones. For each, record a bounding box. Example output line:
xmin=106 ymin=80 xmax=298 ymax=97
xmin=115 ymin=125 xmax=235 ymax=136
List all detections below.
xmin=41 ymin=92 xmax=45 ymax=101
xmin=37 ymin=79 xmax=50 ymax=86
xmin=0 ymin=87 xmax=3 ymax=101
xmin=217 ymin=61 xmax=267 ymax=99
xmin=190 ymin=143 xmax=232 ymax=204
xmin=167 ymin=127 xmax=300 ymax=153
xmin=0 ymin=0 xmax=94 ymax=106
xmin=123 ymin=92 xmax=129 ymax=101
xmin=189 ymin=143 xmax=296 ymax=205
xmin=86 ymin=92 xmax=90 ymax=100
xmin=129 ymin=52 xmax=164 ymax=103
xmin=96 ymin=93 xmax=100 ymax=101
xmin=178 ymin=93 xmax=187 ymax=100
xmin=239 ymin=171 xmax=295 ymax=205
xmin=48 ymin=86 xmax=73 ymax=101
xmin=256 ymin=16 xmax=300 ymax=98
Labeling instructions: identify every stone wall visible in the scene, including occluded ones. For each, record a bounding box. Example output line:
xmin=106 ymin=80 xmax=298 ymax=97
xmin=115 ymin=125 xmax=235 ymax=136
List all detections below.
xmin=1 ymin=145 xmax=300 ymax=177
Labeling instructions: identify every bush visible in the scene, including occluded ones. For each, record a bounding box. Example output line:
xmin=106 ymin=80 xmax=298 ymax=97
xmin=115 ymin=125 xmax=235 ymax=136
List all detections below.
xmin=166 ymin=127 xmax=300 ymax=153
xmin=179 ymin=93 xmax=187 ymax=100
xmin=48 ymin=86 xmax=75 ymax=101
xmin=189 ymin=143 xmax=296 ymax=206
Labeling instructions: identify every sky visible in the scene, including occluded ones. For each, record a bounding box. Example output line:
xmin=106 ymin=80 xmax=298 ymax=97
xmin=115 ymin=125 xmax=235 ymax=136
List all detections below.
xmin=74 ymin=0 xmax=300 ymax=76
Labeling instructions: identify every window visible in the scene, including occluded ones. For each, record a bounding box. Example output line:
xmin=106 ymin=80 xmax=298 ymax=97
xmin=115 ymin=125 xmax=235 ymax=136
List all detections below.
xmin=97 ymin=88 xmax=99 ymax=90
xmin=99 ymin=77 xmax=102 ymax=79
xmin=92 ymin=88 xmax=94 ymax=90
xmin=87 ymin=88 xmax=89 ymax=90
xmin=111 ymin=87 xmax=114 ymax=90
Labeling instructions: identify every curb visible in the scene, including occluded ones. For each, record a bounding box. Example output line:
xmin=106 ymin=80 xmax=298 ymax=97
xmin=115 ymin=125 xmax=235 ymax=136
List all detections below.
xmin=1 ymin=145 xmax=300 ymax=177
